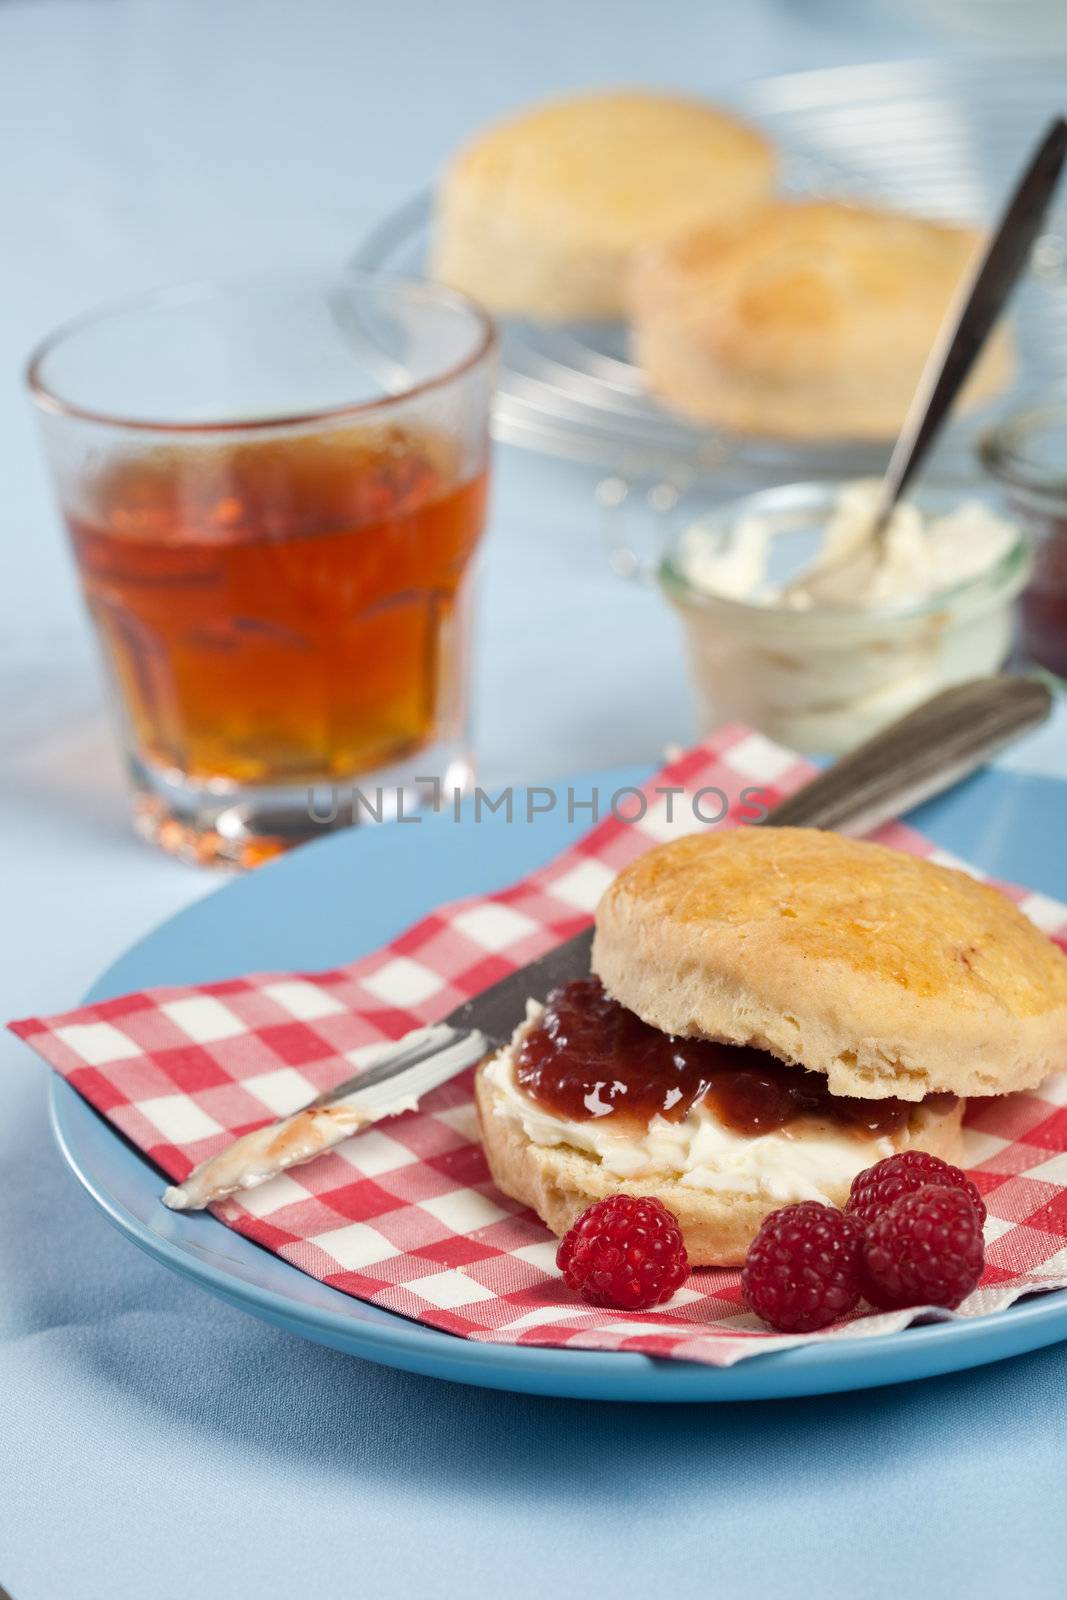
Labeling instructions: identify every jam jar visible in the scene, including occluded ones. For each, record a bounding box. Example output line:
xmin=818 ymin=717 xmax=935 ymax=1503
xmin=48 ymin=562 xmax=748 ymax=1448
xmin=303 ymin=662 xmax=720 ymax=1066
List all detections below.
xmin=981 ymin=402 xmax=1067 ymax=681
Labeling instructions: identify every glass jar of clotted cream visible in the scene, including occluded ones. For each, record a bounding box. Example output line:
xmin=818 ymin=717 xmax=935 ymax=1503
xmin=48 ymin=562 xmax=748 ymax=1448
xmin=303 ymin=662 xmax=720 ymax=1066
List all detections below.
xmin=658 ymin=479 xmax=1031 ymax=755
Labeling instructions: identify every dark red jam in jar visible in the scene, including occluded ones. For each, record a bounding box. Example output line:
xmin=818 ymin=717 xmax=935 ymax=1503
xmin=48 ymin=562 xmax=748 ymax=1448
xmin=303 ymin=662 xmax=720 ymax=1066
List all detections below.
xmin=980 ymin=404 xmax=1067 ymax=680
xmin=515 ymin=979 xmax=931 ymax=1139
xmin=1020 ymin=530 xmax=1067 ymax=680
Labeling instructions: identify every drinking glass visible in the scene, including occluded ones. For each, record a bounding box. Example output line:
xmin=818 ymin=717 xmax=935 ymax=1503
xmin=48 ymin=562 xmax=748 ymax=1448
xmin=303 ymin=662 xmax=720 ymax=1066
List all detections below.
xmin=28 ymin=273 xmax=496 ymax=865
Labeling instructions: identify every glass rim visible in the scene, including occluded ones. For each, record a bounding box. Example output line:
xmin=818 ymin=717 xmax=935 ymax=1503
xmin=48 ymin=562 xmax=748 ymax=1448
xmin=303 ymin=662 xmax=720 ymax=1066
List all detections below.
xmin=25 ymin=269 xmax=498 ymax=434
xmin=979 ymin=400 xmax=1067 ymax=502
xmin=658 ymin=477 xmax=1031 ymax=624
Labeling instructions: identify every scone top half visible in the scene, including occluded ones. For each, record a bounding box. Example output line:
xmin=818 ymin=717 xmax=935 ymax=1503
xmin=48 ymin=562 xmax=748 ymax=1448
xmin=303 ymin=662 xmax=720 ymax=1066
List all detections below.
xmin=591 ymin=828 xmax=1067 ymax=1103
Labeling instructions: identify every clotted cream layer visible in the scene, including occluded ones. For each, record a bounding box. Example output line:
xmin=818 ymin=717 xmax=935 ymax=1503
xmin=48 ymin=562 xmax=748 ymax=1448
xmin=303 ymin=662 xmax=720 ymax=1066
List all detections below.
xmin=483 ymin=1001 xmax=926 ymax=1208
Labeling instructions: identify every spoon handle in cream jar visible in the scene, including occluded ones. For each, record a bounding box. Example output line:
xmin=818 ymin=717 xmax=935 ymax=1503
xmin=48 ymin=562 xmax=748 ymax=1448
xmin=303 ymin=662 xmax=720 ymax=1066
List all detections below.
xmin=787 ymin=116 xmax=1067 ymax=607
xmin=875 ymin=115 xmax=1067 ymax=526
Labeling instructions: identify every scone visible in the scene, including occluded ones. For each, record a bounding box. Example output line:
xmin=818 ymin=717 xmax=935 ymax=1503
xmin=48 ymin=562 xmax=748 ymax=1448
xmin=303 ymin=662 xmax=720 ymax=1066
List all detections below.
xmin=629 ymin=198 xmax=1014 ymax=438
xmin=432 ymin=91 xmax=775 ymax=321
xmin=476 ymin=828 xmax=1067 ymax=1266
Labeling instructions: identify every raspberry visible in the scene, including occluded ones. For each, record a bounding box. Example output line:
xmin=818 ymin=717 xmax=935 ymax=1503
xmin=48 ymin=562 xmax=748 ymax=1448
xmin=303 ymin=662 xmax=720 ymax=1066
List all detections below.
xmin=861 ymin=1184 xmax=985 ymax=1311
xmin=742 ymin=1202 xmax=864 ymax=1332
xmin=556 ymin=1195 xmax=689 ymax=1310
xmin=846 ymin=1150 xmax=986 ymax=1228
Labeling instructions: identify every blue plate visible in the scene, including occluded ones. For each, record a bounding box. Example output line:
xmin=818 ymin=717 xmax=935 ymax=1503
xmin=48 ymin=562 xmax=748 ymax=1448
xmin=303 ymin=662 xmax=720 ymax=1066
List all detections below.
xmin=51 ymin=763 xmax=1067 ymax=1402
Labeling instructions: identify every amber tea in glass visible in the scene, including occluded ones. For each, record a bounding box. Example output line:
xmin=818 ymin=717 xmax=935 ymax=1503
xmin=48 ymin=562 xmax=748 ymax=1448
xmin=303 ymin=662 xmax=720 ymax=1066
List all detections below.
xmin=28 ymin=275 xmax=496 ymax=865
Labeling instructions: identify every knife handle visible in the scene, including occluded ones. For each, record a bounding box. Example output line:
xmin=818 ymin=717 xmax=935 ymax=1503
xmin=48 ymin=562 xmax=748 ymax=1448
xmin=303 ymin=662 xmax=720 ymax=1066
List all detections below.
xmin=763 ymin=675 xmax=1051 ymax=836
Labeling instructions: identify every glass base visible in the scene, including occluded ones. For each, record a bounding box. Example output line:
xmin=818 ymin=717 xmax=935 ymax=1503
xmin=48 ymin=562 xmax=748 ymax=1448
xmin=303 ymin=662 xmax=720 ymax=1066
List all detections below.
xmin=128 ymin=745 xmax=476 ymax=868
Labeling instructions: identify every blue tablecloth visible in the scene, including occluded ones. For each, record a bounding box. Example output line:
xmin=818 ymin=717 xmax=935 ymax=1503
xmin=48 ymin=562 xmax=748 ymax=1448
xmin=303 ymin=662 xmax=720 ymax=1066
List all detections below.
xmin=4 ymin=3 xmax=1067 ymax=1597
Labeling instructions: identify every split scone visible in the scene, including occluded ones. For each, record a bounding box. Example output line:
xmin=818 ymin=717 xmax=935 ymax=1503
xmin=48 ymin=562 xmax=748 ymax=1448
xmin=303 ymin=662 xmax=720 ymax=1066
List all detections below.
xmin=476 ymin=829 xmax=1067 ymax=1266
xmin=432 ymin=91 xmax=775 ymax=321
xmin=629 ymin=198 xmax=1014 ymax=438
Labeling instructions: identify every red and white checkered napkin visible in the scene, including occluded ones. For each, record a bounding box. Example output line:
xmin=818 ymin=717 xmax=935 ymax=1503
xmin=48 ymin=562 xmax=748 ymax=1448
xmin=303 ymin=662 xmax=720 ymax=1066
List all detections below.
xmin=12 ymin=728 xmax=1067 ymax=1367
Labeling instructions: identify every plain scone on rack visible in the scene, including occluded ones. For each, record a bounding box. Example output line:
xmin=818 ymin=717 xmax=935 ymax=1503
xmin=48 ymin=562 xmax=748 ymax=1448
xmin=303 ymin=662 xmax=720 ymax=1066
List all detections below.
xmin=628 ymin=197 xmax=1014 ymax=439
xmin=431 ymin=89 xmax=775 ymax=321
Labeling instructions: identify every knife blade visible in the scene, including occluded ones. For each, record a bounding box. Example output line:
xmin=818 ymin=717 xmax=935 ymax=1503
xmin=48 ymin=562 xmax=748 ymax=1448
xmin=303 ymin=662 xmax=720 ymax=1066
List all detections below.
xmin=162 ymin=1023 xmax=490 ymax=1210
xmin=163 ymin=673 xmax=1050 ymax=1211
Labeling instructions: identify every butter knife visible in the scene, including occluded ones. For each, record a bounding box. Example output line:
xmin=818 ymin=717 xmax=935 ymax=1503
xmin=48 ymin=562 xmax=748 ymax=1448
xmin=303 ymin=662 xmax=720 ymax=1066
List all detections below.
xmin=163 ymin=673 xmax=1050 ymax=1211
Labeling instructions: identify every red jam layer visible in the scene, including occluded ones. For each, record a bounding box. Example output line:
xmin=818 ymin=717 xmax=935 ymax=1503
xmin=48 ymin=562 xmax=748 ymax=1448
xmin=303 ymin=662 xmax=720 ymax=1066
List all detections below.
xmin=515 ymin=978 xmax=949 ymax=1139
